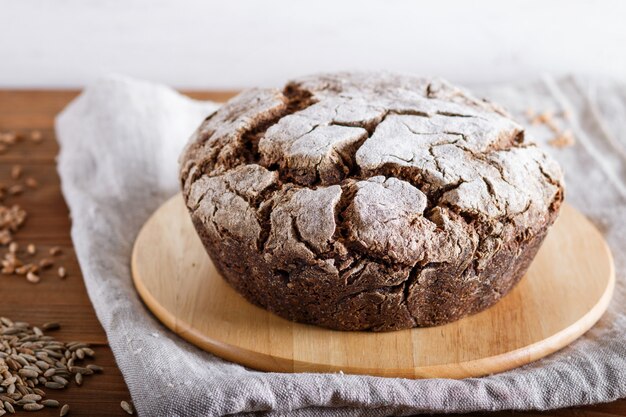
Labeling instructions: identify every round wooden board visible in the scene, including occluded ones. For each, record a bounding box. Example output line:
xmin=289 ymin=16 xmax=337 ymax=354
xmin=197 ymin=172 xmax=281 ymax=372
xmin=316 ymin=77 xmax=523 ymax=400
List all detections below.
xmin=131 ymin=194 xmax=615 ymax=379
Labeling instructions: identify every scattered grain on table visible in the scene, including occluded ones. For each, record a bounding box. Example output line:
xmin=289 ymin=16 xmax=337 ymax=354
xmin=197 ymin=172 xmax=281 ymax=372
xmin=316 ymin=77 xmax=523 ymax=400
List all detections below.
xmin=120 ymin=400 xmax=134 ymax=415
xmin=0 ymin=317 xmax=103 ymax=414
xmin=25 ymin=177 xmax=38 ymax=189
xmin=10 ymin=165 xmax=21 ymax=180
xmin=26 ymin=271 xmax=40 ymax=284
xmin=0 ymin=133 xmax=69 ymax=284
xmin=29 ymin=130 xmax=43 ymax=143
xmin=38 ymin=258 xmax=54 ymax=270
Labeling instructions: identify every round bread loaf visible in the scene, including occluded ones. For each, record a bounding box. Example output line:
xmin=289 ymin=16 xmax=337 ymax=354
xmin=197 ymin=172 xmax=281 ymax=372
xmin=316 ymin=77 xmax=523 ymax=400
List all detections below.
xmin=180 ymin=72 xmax=564 ymax=331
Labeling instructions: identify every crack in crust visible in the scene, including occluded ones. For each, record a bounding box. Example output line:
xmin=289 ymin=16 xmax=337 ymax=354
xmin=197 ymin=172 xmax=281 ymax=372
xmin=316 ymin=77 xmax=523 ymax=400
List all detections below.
xmin=180 ymin=72 xmax=565 ymax=331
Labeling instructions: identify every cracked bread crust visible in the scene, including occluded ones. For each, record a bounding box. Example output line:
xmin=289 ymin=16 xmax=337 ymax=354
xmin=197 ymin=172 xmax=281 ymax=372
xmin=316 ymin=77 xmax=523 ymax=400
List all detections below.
xmin=180 ymin=72 xmax=564 ymax=331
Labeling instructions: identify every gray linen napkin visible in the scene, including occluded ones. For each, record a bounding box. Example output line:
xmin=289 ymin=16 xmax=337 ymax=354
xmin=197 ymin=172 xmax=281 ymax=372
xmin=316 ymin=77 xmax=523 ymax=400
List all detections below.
xmin=55 ymin=74 xmax=626 ymax=416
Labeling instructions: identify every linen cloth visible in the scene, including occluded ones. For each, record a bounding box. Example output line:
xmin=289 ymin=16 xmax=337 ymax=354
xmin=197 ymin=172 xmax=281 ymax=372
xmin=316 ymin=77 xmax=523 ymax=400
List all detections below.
xmin=55 ymin=74 xmax=626 ymax=416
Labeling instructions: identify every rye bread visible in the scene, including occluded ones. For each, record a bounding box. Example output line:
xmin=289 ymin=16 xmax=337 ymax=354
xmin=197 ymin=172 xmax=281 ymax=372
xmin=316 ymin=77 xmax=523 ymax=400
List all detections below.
xmin=180 ymin=72 xmax=564 ymax=331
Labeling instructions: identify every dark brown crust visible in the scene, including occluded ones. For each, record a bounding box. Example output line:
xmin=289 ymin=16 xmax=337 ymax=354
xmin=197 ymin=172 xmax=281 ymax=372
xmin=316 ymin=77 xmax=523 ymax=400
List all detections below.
xmin=192 ymin=209 xmax=554 ymax=331
xmin=180 ymin=72 xmax=564 ymax=331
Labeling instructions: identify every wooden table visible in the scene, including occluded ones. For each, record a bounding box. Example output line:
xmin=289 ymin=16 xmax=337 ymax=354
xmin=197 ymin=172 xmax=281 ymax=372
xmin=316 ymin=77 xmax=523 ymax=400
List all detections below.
xmin=0 ymin=90 xmax=622 ymax=416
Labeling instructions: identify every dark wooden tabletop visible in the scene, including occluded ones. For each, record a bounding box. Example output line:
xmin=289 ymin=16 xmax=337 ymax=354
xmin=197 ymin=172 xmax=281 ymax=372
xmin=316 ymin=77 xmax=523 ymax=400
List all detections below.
xmin=0 ymin=90 xmax=622 ymax=417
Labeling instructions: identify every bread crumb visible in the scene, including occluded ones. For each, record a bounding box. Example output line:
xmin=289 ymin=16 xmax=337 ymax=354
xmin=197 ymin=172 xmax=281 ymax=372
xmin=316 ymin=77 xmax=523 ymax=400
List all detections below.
xmin=531 ymin=111 xmax=554 ymax=125
xmin=525 ymin=107 xmax=575 ymax=149
xmin=545 ymin=118 xmax=561 ymax=134
xmin=549 ymin=130 xmax=575 ymax=149
xmin=561 ymin=109 xmax=572 ymax=121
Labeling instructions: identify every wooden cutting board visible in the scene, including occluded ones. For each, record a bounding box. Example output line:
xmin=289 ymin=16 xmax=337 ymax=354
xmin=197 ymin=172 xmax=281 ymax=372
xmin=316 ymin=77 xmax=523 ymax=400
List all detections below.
xmin=131 ymin=194 xmax=614 ymax=379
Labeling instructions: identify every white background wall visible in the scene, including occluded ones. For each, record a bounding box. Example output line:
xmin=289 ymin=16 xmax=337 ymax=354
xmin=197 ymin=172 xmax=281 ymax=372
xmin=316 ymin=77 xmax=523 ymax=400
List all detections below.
xmin=0 ymin=0 xmax=624 ymax=89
